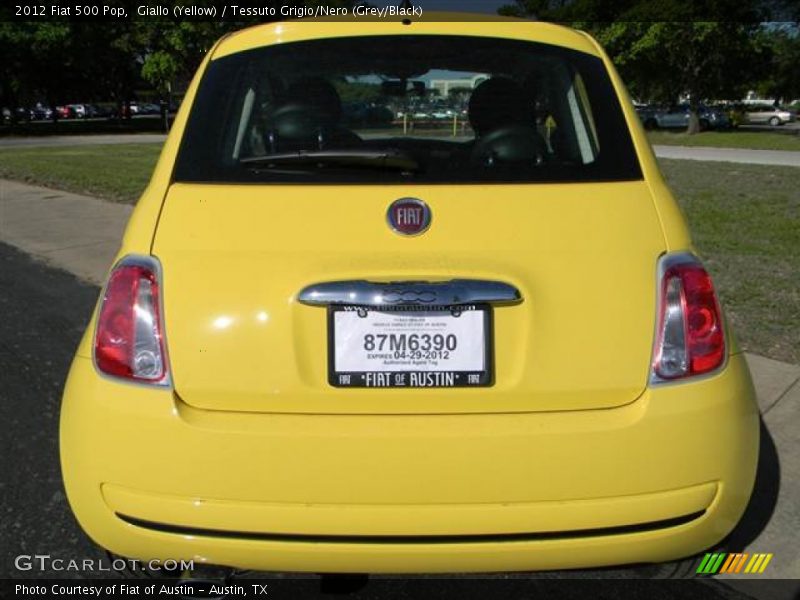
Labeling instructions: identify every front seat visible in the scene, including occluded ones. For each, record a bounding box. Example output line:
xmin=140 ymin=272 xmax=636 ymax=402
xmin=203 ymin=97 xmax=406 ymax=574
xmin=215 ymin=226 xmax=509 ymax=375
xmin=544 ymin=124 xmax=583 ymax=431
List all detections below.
xmin=468 ymin=77 xmax=545 ymax=166
xmin=266 ymin=78 xmax=361 ymax=152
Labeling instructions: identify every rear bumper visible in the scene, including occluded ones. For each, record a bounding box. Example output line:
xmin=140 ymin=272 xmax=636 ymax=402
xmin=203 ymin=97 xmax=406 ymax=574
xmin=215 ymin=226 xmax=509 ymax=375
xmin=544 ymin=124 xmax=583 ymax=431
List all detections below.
xmin=60 ymin=353 xmax=758 ymax=573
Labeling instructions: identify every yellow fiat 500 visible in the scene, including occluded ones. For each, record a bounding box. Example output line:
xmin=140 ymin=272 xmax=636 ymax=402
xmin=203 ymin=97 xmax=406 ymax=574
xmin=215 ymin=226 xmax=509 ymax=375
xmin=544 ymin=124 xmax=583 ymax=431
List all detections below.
xmin=61 ymin=16 xmax=759 ymax=574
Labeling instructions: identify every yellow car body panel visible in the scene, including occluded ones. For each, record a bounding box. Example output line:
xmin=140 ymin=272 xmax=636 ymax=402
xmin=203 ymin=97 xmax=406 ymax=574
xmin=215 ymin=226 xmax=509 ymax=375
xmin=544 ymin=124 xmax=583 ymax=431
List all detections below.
xmin=150 ymin=180 xmax=663 ymax=415
xmin=213 ymin=18 xmax=603 ymax=60
xmin=61 ymin=17 xmax=759 ymax=573
xmin=62 ymin=352 xmax=757 ymax=572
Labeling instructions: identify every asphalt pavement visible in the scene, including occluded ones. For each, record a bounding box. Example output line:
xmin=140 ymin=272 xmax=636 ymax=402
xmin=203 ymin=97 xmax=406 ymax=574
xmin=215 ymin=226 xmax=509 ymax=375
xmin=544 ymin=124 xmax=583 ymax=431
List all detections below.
xmin=0 ymin=242 xmax=102 ymax=578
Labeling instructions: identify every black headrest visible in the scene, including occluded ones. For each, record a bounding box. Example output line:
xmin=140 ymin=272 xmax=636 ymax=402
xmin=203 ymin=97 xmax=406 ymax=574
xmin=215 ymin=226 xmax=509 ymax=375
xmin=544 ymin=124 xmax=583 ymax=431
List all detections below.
xmin=268 ymin=78 xmax=344 ymax=141
xmin=283 ymin=77 xmax=342 ymax=124
xmin=468 ymin=77 xmax=529 ymax=136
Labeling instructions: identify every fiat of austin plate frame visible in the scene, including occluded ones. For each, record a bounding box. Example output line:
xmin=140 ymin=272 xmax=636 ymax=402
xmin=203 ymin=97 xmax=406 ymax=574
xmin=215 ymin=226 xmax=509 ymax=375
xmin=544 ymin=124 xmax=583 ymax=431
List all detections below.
xmin=327 ymin=304 xmax=494 ymax=388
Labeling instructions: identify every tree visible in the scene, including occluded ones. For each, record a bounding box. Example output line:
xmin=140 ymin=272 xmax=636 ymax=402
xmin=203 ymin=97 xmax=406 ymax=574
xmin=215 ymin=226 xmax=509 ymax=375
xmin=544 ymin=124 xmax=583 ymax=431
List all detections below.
xmin=0 ymin=23 xmax=78 ymax=121
xmin=0 ymin=20 xmax=145 ymax=122
xmin=1 ymin=0 xmax=356 ymax=127
xmin=754 ymin=24 xmax=800 ymax=103
xmin=136 ymin=0 xmax=357 ymax=92
xmin=499 ymin=0 xmax=768 ymax=133
xmin=448 ymin=86 xmax=472 ymax=109
xmin=73 ymin=22 xmax=143 ymax=115
xmin=599 ymin=21 xmax=765 ymax=133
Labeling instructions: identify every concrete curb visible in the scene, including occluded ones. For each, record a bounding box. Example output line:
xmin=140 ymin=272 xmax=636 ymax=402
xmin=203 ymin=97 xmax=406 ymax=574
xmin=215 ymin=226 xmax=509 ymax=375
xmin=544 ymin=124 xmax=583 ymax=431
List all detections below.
xmin=653 ymin=145 xmax=800 ymax=167
xmin=0 ymin=179 xmax=130 ymax=284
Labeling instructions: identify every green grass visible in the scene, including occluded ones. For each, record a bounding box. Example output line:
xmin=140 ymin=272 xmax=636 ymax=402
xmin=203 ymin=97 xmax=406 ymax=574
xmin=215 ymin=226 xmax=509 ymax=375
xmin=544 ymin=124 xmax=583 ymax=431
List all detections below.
xmin=0 ymin=143 xmax=797 ymax=362
xmin=0 ymin=144 xmax=159 ymax=203
xmin=648 ymin=130 xmax=800 ymax=151
xmin=660 ymin=159 xmax=800 ymax=364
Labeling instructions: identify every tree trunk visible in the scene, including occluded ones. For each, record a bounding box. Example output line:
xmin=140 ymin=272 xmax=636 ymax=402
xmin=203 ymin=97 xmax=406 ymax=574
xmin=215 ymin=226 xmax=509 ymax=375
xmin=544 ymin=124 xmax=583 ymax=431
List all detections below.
xmin=49 ymin=97 xmax=59 ymax=124
xmin=160 ymin=100 xmax=169 ymax=133
xmin=686 ymin=100 xmax=701 ymax=135
xmin=159 ymin=86 xmax=170 ymax=133
xmin=686 ymin=112 xmax=700 ymax=134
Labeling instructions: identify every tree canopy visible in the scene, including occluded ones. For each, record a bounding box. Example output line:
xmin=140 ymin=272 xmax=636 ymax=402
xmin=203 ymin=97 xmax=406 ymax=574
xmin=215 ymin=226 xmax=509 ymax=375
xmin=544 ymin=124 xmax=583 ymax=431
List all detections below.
xmin=1 ymin=0 xmax=797 ymax=135
xmin=0 ymin=0 xmax=354 ymax=118
xmin=499 ymin=0 xmax=799 ymax=132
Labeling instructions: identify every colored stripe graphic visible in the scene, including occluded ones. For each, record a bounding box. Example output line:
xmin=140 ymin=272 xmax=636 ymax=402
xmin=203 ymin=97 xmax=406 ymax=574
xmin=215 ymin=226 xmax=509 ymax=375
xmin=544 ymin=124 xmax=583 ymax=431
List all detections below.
xmin=745 ymin=553 xmax=774 ymax=573
xmin=711 ymin=553 xmax=726 ymax=573
xmin=720 ymin=553 xmax=737 ymax=573
xmin=747 ymin=553 xmax=761 ymax=573
xmin=759 ymin=554 xmax=773 ymax=573
xmin=697 ymin=553 xmax=726 ymax=574
xmin=734 ymin=553 xmax=749 ymax=573
xmin=697 ymin=553 xmax=714 ymax=574
xmin=697 ymin=552 xmax=772 ymax=575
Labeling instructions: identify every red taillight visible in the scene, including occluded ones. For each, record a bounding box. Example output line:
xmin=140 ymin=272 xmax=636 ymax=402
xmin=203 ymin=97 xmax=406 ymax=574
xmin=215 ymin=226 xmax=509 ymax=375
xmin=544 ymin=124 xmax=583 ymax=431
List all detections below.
xmin=652 ymin=255 xmax=725 ymax=380
xmin=94 ymin=256 xmax=169 ymax=384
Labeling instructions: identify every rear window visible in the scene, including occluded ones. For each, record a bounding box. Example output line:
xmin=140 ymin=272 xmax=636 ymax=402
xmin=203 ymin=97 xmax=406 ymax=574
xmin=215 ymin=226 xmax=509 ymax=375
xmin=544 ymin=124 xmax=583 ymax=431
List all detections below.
xmin=174 ymin=35 xmax=642 ymax=184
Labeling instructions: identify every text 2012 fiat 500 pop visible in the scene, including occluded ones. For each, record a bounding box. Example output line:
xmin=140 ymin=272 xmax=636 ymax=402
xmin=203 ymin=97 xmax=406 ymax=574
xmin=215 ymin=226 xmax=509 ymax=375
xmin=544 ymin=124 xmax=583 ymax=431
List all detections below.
xmin=60 ymin=16 xmax=759 ymax=573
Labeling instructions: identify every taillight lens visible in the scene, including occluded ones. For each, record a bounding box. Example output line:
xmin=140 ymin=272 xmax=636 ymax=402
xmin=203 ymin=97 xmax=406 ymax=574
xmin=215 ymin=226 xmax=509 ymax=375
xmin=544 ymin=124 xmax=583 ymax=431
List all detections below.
xmin=94 ymin=256 xmax=169 ymax=384
xmin=652 ymin=254 xmax=725 ymax=380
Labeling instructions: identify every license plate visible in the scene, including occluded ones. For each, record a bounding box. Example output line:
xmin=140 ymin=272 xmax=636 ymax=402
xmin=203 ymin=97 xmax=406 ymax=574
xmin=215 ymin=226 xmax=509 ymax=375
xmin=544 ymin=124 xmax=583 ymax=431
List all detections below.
xmin=328 ymin=305 xmax=492 ymax=388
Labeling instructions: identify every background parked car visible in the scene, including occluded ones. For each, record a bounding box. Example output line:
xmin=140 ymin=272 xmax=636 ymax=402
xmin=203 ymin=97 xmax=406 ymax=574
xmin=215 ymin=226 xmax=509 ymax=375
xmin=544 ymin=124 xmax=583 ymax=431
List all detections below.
xmin=635 ymin=104 xmax=657 ymax=124
xmin=89 ymin=104 xmax=115 ymax=118
xmin=13 ymin=107 xmax=31 ymax=121
xmin=639 ymin=104 xmax=730 ymax=130
xmin=8 ymin=104 xmax=53 ymax=121
xmin=720 ymin=103 xmax=746 ymax=127
xmin=742 ymin=104 xmax=794 ymax=126
xmin=137 ymin=103 xmax=161 ymax=115
xmin=30 ymin=105 xmax=53 ymax=120
xmin=67 ymin=104 xmax=88 ymax=119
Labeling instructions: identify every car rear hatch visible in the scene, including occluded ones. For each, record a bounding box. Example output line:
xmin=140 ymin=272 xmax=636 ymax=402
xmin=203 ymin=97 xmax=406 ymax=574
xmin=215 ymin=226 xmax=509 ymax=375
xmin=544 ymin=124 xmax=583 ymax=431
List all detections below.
xmin=151 ymin=181 xmax=666 ymax=414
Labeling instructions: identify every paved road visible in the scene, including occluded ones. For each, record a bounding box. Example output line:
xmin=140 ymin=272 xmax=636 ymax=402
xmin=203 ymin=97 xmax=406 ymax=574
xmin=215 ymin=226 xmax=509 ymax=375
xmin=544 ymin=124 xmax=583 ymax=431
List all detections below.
xmin=1 ymin=133 xmax=799 ymax=167
xmin=2 ymin=240 xmax=788 ymax=599
xmin=0 ymin=242 xmax=102 ymax=579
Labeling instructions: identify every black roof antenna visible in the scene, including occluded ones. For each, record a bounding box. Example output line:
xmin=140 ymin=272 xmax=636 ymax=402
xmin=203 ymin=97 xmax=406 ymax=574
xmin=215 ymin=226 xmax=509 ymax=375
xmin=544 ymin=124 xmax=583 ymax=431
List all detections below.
xmin=398 ymin=0 xmax=414 ymax=24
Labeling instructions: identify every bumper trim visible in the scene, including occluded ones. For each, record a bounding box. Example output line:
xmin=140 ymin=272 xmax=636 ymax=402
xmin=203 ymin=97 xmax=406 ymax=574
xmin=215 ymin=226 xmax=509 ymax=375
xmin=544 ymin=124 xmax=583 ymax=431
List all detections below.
xmin=116 ymin=510 xmax=706 ymax=544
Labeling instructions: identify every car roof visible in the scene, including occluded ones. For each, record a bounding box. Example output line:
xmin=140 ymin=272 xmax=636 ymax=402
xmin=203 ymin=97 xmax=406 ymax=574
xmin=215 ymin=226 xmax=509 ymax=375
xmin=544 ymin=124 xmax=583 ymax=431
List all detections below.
xmin=212 ymin=14 xmax=602 ymax=60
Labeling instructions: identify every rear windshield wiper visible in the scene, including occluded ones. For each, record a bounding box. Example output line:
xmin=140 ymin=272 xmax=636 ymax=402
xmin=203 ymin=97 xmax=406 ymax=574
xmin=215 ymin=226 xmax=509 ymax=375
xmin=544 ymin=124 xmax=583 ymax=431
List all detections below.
xmin=240 ymin=149 xmax=420 ymax=173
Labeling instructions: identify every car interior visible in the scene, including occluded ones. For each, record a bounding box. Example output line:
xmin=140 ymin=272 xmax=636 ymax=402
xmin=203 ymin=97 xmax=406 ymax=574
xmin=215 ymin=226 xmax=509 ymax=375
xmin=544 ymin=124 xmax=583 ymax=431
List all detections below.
xmin=231 ymin=38 xmax=596 ymax=168
xmin=176 ymin=35 xmax=641 ymax=183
